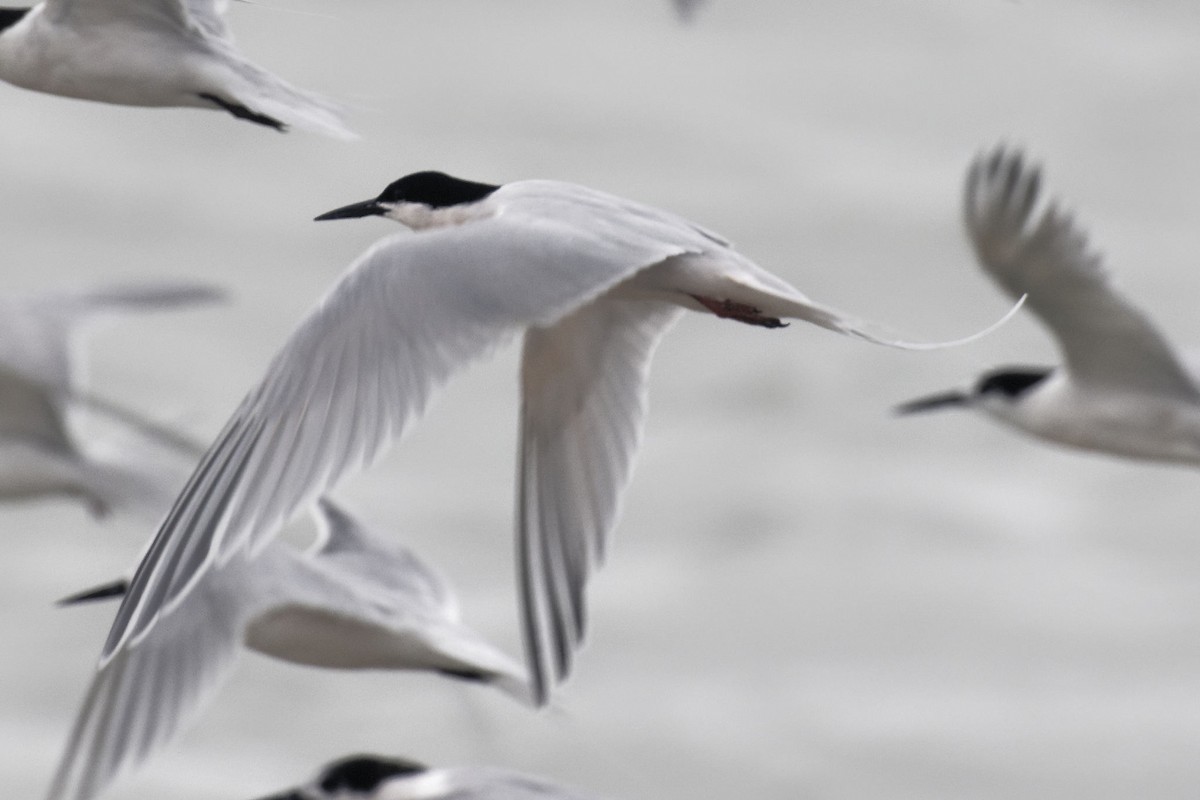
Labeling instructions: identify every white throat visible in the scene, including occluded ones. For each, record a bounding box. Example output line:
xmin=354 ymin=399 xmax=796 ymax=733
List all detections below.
xmin=373 ymin=770 xmax=452 ymax=800
xmin=383 ymin=201 xmax=494 ymax=231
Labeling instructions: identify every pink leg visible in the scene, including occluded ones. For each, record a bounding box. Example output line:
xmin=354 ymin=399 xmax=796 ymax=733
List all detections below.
xmin=690 ymin=295 xmax=788 ymax=329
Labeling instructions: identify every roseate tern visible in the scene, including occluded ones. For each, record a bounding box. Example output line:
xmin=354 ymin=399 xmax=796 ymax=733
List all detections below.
xmin=74 ymin=169 xmax=1018 ymax=768
xmin=898 ymin=146 xmax=1200 ymax=466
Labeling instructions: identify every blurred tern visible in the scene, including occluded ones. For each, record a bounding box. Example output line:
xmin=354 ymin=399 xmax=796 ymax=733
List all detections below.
xmin=0 ymin=0 xmax=353 ymax=136
xmin=253 ymin=753 xmax=601 ymax=800
xmin=897 ymin=146 xmax=1200 ymax=465
xmin=0 ymin=280 xmax=222 ymax=518
xmin=49 ymin=498 xmax=530 ymax=800
xmin=75 ymin=168 xmax=1018 ymax=764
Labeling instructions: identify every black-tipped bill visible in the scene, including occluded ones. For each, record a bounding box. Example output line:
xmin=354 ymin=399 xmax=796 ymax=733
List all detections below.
xmin=894 ymin=390 xmax=971 ymax=415
xmin=57 ymin=578 xmax=130 ymax=606
xmin=314 ymin=199 xmax=387 ymax=221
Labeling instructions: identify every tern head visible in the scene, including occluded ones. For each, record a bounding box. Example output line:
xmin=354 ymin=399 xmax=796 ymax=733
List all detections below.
xmin=0 ymin=7 xmax=30 ymax=33
xmin=895 ymin=366 xmax=1052 ymax=415
xmin=314 ymin=171 xmax=500 ymax=230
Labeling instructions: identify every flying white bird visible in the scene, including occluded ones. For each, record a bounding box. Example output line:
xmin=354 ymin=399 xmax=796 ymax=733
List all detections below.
xmin=897 ymin=145 xmax=1200 ymax=465
xmin=0 ymin=0 xmax=353 ymax=136
xmin=49 ymin=498 xmax=531 ymax=800
xmin=251 ymin=753 xmax=602 ymax=800
xmin=0 ymin=280 xmax=222 ymax=518
xmin=66 ymin=169 xmax=1016 ymax=774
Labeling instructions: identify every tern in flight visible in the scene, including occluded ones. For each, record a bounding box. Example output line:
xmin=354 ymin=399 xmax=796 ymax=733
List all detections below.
xmin=49 ymin=498 xmax=530 ymax=800
xmin=0 ymin=0 xmax=353 ymax=136
xmin=898 ymin=146 xmax=1200 ymax=465
xmin=0 ymin=280 xmax=222 ymax=518
xmin=62 ymin=169 xmax=1017 ymax=783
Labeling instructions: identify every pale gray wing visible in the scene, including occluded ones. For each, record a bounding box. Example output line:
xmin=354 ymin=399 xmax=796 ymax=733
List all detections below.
xmin=44 ymin=0 xmax=233 ymax=38
xmin=101 ymin=217 xmax=698 ymax=667
xmin=964 ymin=147 xmax=1199 ymax=398
xmin=46 ymin=554 xmax=257 ymax=800
xmin=182 ymin=0 xmax=228 ymax=38
xmin=42 ymin=0 xmax=192 ymax=34
xmin=305 ymin=499 xmax=530 ymax=702
xmin=311 ymin=497 xmax=456 ymax=615
xmin=517 ymin=295 xmax=683 ymax=703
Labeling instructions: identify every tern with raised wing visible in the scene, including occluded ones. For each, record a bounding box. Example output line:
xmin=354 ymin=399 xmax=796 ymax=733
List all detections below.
xmin=0 ymin=0 xmax=353 ymax=136
xmin=49 ymin=498 xmax=530 ymax=800
xmin=62 ymin=169 xmax=1017 ymax=782
xmin=0 ymin=280 xmax=222 ymax=518
xmin=897 ymin=146 xmax=1200 ymax=465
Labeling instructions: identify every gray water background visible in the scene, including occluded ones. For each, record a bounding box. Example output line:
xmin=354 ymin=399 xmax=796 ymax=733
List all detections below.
xmin=4 ymin=2 xmax=1200 ymax=798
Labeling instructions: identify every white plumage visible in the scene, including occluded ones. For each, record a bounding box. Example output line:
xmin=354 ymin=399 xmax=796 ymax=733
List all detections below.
xmin=898 ymin=146 xmax=1200 ymax=465
xmin=49 ymin=499 xmax=529 ymax=800
xmin=66 ymin=170 xmax=1007 ymax=782
xmin=0 ymin=0 xmax=353 ymax=136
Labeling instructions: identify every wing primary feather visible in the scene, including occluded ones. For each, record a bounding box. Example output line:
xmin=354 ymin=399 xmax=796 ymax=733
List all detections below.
xmin=169 ymin=416 xmax=263 ymax=574
xmin=516 ymin=431 xmax=552 ymax=706
xmin=104 ymin=414 xmax=264 ymax=659
xmin=98 ymin=659 xmax=140 ymax=788
xmin=551 ymin=432 xmax=593 ymax=639
xmin=535 ymin=444 xmax=575 ymax=679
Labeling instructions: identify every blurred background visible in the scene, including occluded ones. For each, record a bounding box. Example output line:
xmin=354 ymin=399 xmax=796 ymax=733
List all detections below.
xmin=4 ymin=1 xmax=1200 ymax=798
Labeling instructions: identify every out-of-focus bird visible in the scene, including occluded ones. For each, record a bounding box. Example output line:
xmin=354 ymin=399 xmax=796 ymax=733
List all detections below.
xmin=72 ymin=167 xmax=1016 ymax=779
xmin=0 ymin=0 xmax=353 ymax=136
xmin=0 ymin=280 xmax=223 ymax=518
xmin=50 ymin=498 xmax=530 ymax=800
xmin=897 ymin=146 xmax=1200 ymax=465
xmin=252 ymin=753 xmax=601 ymax=800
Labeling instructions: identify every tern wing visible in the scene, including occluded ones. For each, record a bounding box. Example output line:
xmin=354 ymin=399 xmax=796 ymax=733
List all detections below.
xmin=45 ymin=0 xmax=235 ymax=39
xmin=43 ymin=0 xmax=192 ymax=33
xmin=306 ymin=500 xmax=532 ymax=702
xmin=964 ymin=147 xmax=1199 ymax=398
xmin=517 ymin=296 xmax=682 ymax=702
xmin=181 ymin=0 xmax=228 ymax=38
xmin=47 ymin=555 xmax=256 ymax=800
xmin=100 ymin=217 xmax=699 ymax=669
xmin=311 ymin=498 xmax=457 ymax=616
